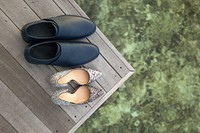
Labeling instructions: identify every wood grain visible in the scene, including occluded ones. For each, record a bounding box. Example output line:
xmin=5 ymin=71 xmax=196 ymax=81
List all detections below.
xmin=0 ymin=80 xmax=52 ymax=133
xmin=0 ymin=114 xmax=18 ymax=133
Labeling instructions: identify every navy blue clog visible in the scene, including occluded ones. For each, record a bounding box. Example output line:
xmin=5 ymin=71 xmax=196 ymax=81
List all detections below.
xmin=21 ymin=15 xmax=96 ymax=43
xmin=24 ymin=41 xmax=99 ymax=67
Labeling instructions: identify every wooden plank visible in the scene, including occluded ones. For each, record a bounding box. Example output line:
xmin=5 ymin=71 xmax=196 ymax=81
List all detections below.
xmin=0 ymin=115 xmax=18 ymax=133
xmin=0 ymin=41 xmax=75 ymax=132
xmin=68 ymin=71 xmax=134 ymax=133
xmin=0 ymin=80 xmax=52 ymax=133
xmin=0 ymin=0 xmax=38 ymax=29
xmin=0 ymin=0 xmax=91 ymax=122
xmin=23 ymin=0 xmax=64 ymax=18
xmin=24 ymin=0 xmax=121 ymax=92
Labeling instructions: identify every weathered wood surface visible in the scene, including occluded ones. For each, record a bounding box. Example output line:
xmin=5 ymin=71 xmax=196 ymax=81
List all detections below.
xmin=0 ymin=0 xmax=134 ymax=132
xmin=0 ymin=80 xmax=52 ymax=133
xmin=0 ymin=114 xmax=18 ymax=133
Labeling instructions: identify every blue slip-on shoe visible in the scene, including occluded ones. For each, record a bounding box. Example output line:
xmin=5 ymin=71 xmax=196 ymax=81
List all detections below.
xmin=24 ymin=41 xmax=99 ymax=67
xmin=21 ymin=15 xmax=96 ymax=43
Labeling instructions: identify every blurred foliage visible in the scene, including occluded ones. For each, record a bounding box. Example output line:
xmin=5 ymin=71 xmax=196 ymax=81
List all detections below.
xmin=75 ymin=0 xmax=200 ymax=133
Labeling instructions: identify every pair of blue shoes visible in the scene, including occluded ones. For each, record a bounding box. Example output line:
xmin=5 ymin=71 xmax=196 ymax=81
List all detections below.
xmin=21 ymin=15 xmax=99 ymax=67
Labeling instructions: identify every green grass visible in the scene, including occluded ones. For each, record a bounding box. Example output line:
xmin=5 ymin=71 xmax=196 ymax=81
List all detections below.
xmin=75 ymin=0 xmax=200 ymax=132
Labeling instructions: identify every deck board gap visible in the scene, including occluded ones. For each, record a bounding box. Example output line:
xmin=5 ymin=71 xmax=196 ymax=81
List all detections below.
xmin=23 ymin=0 xmax=42 ymax=20
xmin=52 ymin=0 xmax=66 ymax=14
xmin=0 ymin=114 xmax=19 ymax=133
xmin=0 ymin=9 xmax=20 ymax=30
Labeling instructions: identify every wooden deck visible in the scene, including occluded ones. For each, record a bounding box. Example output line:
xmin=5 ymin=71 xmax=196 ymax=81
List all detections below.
xmin=0 ymin=0 xmax=134 ymax=133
